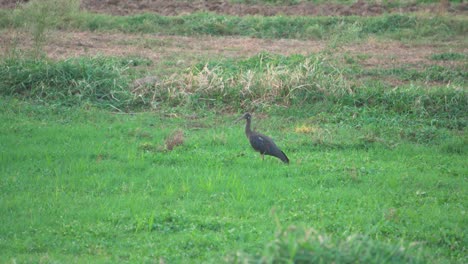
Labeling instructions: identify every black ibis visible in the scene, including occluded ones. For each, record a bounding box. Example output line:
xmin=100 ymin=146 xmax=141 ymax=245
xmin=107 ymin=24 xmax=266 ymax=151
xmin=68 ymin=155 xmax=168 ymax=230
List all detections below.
xmin=236 ymin=113 xmax=289 ymax=164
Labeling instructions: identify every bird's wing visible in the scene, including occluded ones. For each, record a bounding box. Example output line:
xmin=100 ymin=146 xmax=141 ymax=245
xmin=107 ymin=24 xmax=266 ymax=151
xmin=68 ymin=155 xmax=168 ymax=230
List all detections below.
xmin=249 ymin=134 xmax=275 ymax=154
xmin=249 ymin=133 xmax=289 ymax=163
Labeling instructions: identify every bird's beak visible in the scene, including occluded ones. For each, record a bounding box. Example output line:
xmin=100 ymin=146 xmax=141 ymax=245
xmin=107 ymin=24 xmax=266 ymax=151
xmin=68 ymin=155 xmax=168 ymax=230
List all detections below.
xmin=234 ymin=115 xmax=245 ymax=123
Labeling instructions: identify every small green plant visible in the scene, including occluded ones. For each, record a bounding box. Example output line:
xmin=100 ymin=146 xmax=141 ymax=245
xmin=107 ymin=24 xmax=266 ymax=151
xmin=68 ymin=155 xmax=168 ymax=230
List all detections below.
xmin=12 ymin=0 xmax=80 ymax=56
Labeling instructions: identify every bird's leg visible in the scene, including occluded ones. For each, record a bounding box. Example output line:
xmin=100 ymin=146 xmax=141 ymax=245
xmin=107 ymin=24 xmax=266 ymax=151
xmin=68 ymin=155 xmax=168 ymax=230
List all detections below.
xmin=261 ymin=154 xmax=264 ymax=161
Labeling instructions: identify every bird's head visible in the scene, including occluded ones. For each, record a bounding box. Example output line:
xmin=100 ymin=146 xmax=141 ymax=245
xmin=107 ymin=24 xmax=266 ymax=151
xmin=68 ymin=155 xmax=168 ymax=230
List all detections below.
xmin=235 ymin=113 xmax=251 ymax=123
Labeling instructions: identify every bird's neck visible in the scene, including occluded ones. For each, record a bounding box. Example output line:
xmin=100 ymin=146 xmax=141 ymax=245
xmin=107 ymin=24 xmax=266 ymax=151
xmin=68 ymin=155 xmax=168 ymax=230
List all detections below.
xmin=245 ymin=119 xmax=252 ymax=137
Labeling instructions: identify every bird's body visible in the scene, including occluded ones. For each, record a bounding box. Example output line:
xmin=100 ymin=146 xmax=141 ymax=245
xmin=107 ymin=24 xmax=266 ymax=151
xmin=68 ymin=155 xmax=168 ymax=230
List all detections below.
xmin=237 ymin=113 xmax=289 ymax=164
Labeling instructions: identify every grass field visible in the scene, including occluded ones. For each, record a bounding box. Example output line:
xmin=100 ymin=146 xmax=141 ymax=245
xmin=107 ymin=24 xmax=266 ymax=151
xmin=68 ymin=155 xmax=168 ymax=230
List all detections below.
xmin=0 ymin=0 xmax=467 ymax=263
xmin=1 ymin=98 xmax=466 ymax=263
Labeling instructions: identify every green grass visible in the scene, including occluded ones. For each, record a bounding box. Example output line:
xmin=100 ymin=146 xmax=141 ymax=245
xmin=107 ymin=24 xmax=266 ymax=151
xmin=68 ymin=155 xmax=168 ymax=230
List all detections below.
xmin=363 ymin=65 xmax=467 ymax=85
xmin=0 ymin=0 xmax=80 ymax=56
xmin=0 ymin=56 xmax=137 ymax=110
xmin=0 ymin=9 xmax=466 ymax=42
xmin=0 ymin=98 xmax=466 ymax=263
xmin=0 ymin=1 xmax=466 ymax=262
xmin=67 ymin=13 xmax=468 ymax=42
xmin=231 ymin=226 xmax=427 ymax=263
xmin=430 ymin=52 xmax=466 ymax=61
xmin=2 ymin=54 xmax=466 ymax=123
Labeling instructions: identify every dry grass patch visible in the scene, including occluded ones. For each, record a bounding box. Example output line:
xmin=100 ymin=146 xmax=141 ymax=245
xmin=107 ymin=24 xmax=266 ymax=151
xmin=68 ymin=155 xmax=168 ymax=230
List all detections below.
xmin=165 ymin=129 xmax=184 ymax=151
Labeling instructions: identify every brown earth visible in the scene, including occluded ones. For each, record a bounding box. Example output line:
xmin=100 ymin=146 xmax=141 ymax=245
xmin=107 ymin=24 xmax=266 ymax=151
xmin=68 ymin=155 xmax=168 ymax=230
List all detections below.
xmin=1 ymin=0 xmax=467 ymax=16
xmin=2 ymin=30 xmax=465 ymax=72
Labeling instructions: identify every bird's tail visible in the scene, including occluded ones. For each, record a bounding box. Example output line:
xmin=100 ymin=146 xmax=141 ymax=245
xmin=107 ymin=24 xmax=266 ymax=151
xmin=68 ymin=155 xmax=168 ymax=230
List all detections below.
xmin=279 ymin=150 xmax=289 ymax=164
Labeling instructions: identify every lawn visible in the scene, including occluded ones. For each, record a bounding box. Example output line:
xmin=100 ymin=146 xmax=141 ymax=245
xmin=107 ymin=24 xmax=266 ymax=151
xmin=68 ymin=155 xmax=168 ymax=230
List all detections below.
xmin=1 ymin=98 xmax=466 ymax=263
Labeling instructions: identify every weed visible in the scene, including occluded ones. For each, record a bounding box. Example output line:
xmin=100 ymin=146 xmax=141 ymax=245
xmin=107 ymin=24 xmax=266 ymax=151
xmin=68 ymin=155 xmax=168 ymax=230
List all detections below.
xmin=8 ymin=0 xmax=80 ymax=56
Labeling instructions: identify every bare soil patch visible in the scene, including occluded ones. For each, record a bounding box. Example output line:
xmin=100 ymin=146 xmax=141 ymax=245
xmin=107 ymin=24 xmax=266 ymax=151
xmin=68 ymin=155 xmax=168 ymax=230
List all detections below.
xmin=2 ymin=30 xmax=465 ymax=72
xmin=1 ymin=0 xmax=467 ymax=16
xmin=1 ymin=31 xmax=323 ymax=63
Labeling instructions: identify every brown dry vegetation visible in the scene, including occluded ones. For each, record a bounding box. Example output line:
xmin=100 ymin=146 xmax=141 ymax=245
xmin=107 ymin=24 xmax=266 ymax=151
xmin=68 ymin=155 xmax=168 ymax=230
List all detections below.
xmin=1 ymin=30 xmax=465 ymax=72
xmin=165 ymin=129 xmax=184 ymax=151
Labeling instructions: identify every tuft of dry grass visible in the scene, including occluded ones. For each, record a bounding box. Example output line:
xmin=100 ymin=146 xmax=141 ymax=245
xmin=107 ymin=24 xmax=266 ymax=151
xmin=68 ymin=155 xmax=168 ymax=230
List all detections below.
xmin=295 ymin=124 xmax=321 ymax=134
xmin=165 ymin=129 xmax=184 ymax=151
xmin=138 ymin=130 xmax=184 ymax=153
xmin=132 ymin=56 xmax=352 ymax=109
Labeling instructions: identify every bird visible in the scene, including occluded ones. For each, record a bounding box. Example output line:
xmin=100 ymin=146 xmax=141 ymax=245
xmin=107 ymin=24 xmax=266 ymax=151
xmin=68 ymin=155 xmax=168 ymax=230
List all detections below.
xmin=236 ymin=113 xmax=289 ymax=164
